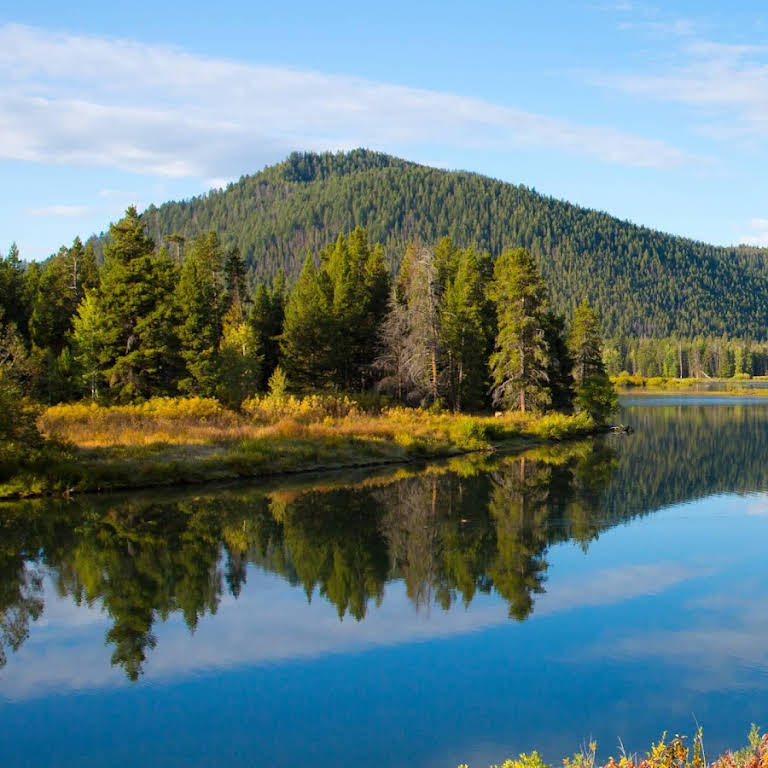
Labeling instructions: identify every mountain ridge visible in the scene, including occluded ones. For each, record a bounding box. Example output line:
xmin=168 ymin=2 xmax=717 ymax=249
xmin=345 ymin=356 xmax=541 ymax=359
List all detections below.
xmin=131 ymin=149 xmax=768 ymax=338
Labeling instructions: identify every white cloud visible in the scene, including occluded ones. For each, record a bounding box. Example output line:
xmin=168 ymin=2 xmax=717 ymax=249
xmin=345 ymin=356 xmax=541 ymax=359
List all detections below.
xmin=24 ymin=204 xmax=91 ymax=216
xmin=0 ymin=23 xmax=693 ymax=180
xmin=739 ymin=218 xmax=768 ymax=246
xmin=599 ymin=34 xmax=768 ymax=139
xmin=617 ymin=18 xmax=698 ymax=38
xmin=0 ymin=559 xmax=696 ymax=700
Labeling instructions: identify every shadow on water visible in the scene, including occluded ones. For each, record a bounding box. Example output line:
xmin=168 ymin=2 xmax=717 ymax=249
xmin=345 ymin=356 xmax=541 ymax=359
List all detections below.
xmin=3 ymin=400 xmax=768 ymax=682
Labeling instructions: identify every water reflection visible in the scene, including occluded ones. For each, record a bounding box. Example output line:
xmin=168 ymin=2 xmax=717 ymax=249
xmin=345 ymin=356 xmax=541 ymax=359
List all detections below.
xmin=3 ymin=401 xmax=768 ymax=686
xmin=0 ymin=440 xmax=622 ymax=680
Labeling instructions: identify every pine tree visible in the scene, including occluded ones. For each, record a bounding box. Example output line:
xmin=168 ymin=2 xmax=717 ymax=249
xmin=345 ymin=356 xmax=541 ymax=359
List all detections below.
xmin=322 ymin=228 xmax=391 ymax=389
xmin=542 ymin=312 xmax=575 ymax=412
xmin=440 ymin=247 xmax=489 ymax=411
xmin=0 ymin=243 xmax=29 ymax=342
xmin=223 ymin=245 xmax=247 ymax=312
xmin=280 ymin=254 xmax=333 ymax=388
xmin=97 ymin=207 xmax=182 ymax=401
xmin=568 ymin=299 xmax=616 ymax=423
xmin=489 ymin=248 xmax=550 ymax=412
xmin=250 ymin=269 xmax=287 ymax=389
xmin=176 ymin=232 xmax=226 ymax=396
xmin=72 ymin=292 xmax=112 ymax=401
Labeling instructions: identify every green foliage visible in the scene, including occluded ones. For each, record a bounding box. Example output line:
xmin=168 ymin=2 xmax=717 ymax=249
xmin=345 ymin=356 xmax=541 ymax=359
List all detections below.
xmin=569 ymin=300 xmax=617 ymax=424
xmin=267 ymin=365 xmax=289 ymax=399
xmin=250 ymin=270 xmax=286 ymax=388
xmin=441 ymin=246 xmax=491 ymax=410
xmin=175 ymin=231 xmax=226 ymax=396
xmin=489 ymin=248 xmax=550 ymax=412
xmin=95 ymin=207 xmax=184 ymax=401
xmin=217 ymin=305 xmax=262 ymax=407
xmin=280 ymin=254 xmax=334 ymax=387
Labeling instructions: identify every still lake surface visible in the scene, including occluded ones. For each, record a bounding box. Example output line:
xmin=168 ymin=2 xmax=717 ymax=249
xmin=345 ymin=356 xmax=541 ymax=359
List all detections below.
xmin=2 ymin=397 xmax=768 ymax=767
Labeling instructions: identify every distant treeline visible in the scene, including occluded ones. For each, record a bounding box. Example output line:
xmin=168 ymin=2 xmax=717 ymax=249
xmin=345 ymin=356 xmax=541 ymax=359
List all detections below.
xmin=602 ymin=335 xmax=768 ymax=378
xmin=0 ymin=209 xmax=613 ymax=422
xmin=135 ymin=149 xmax=768 ymax=338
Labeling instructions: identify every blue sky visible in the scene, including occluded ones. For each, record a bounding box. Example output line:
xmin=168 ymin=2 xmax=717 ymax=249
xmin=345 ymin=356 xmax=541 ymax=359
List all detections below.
xmin=3 ymin=0 xmax=768 ymax=259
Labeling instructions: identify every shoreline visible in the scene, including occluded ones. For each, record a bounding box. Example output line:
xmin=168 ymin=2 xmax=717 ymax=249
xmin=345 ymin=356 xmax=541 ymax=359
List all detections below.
xmin=1 ymin=410 xmax=610 ymax=501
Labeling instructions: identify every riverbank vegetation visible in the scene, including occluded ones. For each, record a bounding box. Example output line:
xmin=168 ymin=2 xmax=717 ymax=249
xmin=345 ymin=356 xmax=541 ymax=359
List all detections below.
xmin=612 ymin=373 xmax=768 ymax=392
xmin=0 ymin=394 xmax=597 ymax=498
xmin=468 ymin=727 xmax=767 ymax=768
xmin=0 ymin=208 xmax=616 ymax=493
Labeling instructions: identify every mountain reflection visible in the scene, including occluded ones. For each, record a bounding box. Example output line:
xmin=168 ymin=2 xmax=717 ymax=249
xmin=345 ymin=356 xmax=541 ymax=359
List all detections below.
xmin=4 ymin=402 xmax=767 ymax=682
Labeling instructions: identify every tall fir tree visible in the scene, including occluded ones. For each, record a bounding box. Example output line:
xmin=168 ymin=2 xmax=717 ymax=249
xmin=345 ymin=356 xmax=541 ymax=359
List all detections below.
xmin=542 ymin=312 xmax=575 ymax=412
xmin=280 ymin=254 xmax=333 ymax=388
xmin=96 ymin=207 xmax=183 ymax=401
xmin=176 ymin=231 xmax=226 ymax=396
xmin=489 ymin=248 xmax=550 ymax=413
xmin=440 ymin=247 xmax=489 ymax=411
xmin=568 ymin=299 xmax=616 ymax=423
xmin=250 ymin=268 xmax=286 ymax=389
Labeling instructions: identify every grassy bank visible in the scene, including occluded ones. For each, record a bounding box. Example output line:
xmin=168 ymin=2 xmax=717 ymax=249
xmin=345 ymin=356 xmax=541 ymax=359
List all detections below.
xmin=0 ymin=395 xmax=600 ymax=498
xmin=612 ymin=373 xmax=768 ymax=391
xmin=466 ymin=727 xmax=766 ymax=768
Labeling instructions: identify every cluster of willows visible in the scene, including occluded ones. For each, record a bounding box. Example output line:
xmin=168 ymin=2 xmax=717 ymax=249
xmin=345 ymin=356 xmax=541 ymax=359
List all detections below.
xmin=0 ymin=208 xmax=616 ymax=439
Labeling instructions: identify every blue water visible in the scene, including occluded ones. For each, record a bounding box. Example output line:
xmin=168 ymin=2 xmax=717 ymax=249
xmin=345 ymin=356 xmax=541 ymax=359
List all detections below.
xmin=1 ymin=400 xmax=767 ymax=767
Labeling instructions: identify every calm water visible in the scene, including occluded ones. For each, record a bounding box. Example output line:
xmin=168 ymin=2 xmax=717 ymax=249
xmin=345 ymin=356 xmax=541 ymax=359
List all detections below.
xmin=2 ymin=399 xmax=768 ymax=767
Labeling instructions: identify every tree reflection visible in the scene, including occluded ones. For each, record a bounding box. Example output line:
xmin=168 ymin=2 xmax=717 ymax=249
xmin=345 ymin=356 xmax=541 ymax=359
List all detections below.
xmin=0 ymin=438 xmax=621 ymax=679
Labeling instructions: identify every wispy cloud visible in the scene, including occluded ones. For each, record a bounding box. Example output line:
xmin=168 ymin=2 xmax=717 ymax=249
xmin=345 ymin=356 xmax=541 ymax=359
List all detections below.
xmin=739 ymin=218 xmax=768 ymax=247
xmin=598 ymin=31 xmax=768 ymax=140
xmin=616 ymin=18 xmax=698 ymax=38
xmin=0 ymin=23 xmax=694 ymax=180
xmin=24 ymin=204 xmax=92 ymax=217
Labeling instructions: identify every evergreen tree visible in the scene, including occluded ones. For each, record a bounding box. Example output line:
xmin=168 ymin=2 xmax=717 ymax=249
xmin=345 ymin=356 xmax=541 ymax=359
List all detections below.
xmin=176 ymin=232 xmax=226 ymax=396
xmin=96 ymin=207 xmax=182 ymax=401
xmin=542 ymin=312 xmax=575 ymax=412
xmin=440 ymin=247 xmax=489 ymax=411
xmin=489 ymin=248 xmax=550 ymax=412
xmin=0 ymin=243 xmax=29 ymax=342
xmin=322 ymin=228 xmax=390 ymax=389
xmin=223 ymin=246 xmax=247 ymax=312
xmin=280 ymin=254 xmax=333 ymax=388
xmin=568 ymin=299 xmax=616 ymax=423
xmin=250 ymin=269 xmax=287 ymax=389
xmin=72 ymin=292 xmax=111 ymax=401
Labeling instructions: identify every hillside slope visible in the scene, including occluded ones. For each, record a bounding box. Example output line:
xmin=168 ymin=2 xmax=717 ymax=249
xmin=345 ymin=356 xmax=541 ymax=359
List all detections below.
xmin=137 ymin=149 xmax=768 ymax=338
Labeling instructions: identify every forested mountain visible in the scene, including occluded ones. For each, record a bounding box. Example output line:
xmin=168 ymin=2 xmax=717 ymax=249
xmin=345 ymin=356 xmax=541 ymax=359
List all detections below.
xmin=136 ymin=149 xmax=768 ymax=339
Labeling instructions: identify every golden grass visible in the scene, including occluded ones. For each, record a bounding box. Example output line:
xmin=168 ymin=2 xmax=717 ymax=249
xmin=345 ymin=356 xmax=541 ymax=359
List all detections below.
xmin=16 ymin=395 xmax=599 ymax=498
xmin=41 ymin=398 xmax=594 ymax=451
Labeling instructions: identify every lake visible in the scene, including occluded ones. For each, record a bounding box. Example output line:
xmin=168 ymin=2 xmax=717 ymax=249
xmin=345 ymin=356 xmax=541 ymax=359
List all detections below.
xmin=1 ymin=397 xmax=768 ymax=767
